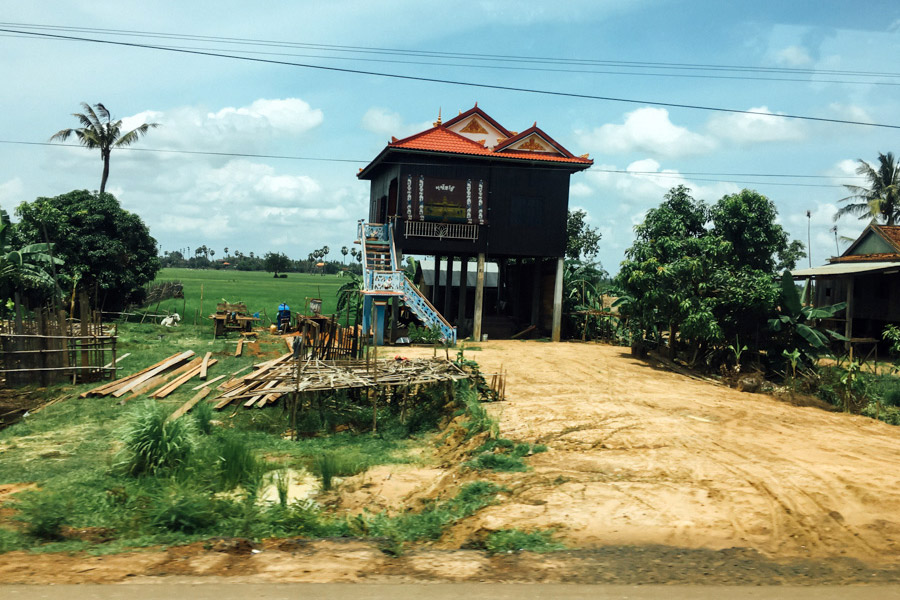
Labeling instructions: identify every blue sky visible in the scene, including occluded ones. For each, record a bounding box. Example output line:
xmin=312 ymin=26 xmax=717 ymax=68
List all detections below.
xmin=1 ymin=1 xmax=899 ymax=273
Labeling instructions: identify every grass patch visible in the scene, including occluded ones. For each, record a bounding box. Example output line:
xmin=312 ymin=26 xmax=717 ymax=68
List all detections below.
xmin=484 ymin=528 xmax=565 ymax=554
xmin=312 ymin=451 xmax=368 ymax=491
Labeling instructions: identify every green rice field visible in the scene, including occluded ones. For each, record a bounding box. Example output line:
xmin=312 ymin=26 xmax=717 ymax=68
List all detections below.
xmin=145 ymin=268 xmax=350 ymax=325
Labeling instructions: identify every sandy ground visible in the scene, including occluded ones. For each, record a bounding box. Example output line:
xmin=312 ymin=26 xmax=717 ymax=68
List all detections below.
xmin=3 ymin=339 xmax=900 ymax=584
xmin=404 ymin=341 xmax=900 ymax=562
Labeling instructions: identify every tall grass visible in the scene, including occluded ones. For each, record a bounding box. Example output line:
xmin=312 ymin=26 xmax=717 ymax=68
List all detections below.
xmin=313 ymin=451 xmax=367 ymax=491
xmin=216 ymin=431 xmax=263 ymax=492
xmin=119 ymin=402 xmax=196 ymax=477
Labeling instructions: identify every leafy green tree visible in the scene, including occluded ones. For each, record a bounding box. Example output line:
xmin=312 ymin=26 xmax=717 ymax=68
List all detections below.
xmin=834 ymin=152 xmax=900 ymax=225
xmin=264 ymin=251 xmax=291 ymax=277
xmin=710 ymin=189 xmax=802 ymax=272
xmin=0 ymin=208 xmax=62 ymax=304
xmin=617 ymin=186 xmax=804 ymax=366
xmin=565 ymin=209 xmax=602 ymax=260
xmin=15 ymin=190 xmax=159 ymax=311
xmin=50 ymin=103 xmax=158 ymax=194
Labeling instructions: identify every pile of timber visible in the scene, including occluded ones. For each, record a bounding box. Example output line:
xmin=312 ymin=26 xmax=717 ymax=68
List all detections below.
xmin=211 ymin=354 xmax=470 ymax=410
xmin=80 ymin=350 xmax=218 ymax=402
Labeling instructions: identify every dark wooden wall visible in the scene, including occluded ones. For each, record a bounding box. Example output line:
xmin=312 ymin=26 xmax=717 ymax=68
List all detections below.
xmin=364 ymin=154 xmax=576 ymax=259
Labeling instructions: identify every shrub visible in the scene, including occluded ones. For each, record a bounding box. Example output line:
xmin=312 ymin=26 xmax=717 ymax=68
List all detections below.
xmin=146 ymin=481 xmax=219 ymax=534
xmin=484 ymin=528 xmax=565 ymax=554
xmin=119 ymin=402 xmax=196 ymax=476
xmin=17 ymin=492 xmax=70 ymax=541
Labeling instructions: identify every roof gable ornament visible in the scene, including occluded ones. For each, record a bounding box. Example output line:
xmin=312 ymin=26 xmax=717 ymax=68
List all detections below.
xmin=460 ymin=117 xmax=488 ymax=134
xmin=433 ymin=107 xmax=442 ymax=127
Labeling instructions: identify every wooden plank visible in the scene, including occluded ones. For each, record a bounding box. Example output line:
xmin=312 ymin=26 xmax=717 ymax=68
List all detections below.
xmin=152 ymin=358 xmax=218 ymax=399
xmin=235 ymin=340 xmax=243 ymax=357
xmin=122 ymin=356 xmax=206 ymax=403
xmin=166 ymin=387 xmax=212 ymax=422
xmin=199 ymin=352 xmax=211 ymax=379
xmin=81 ymin=351 xmax=183 ymax=397
xmin=103 ymin=352 xmax=131 ymax=369
xmin=192 ymin=374 xmax=227 ymax=391
xmin=111 ymin=351 xmax=196 ymax=398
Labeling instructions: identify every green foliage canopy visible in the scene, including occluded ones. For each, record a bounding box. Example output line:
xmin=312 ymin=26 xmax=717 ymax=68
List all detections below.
xmin=617 ymin=185 xmax=803 ymax=363
xmin=15 ymin=190 xmax=159 ymax=310
xmin=565 ymin=209 xmax=602 ymax=260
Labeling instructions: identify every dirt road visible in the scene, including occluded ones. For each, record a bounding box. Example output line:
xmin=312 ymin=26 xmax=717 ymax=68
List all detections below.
xmin=413 ymin=341 xmax=900 ymax=562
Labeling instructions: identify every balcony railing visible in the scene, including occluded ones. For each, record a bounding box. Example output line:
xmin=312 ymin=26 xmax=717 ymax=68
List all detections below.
xmin=404 ymin=220 xmax=478 ymax=241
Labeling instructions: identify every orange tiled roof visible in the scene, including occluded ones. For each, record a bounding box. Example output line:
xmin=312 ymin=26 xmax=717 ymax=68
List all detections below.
xmin=389 ymin=126 xmax=592 ymax=165
xmin=830 ymin=253 xmax=900 ymax=263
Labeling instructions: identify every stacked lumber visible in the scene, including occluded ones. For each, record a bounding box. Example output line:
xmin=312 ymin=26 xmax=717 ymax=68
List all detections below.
xmin=210 ymin=356 xmax=469 ymax=410
xmin=80 ymin=350 xmax=219 ymax=401
xmin=80 ymin=351 xmax=195 ymax=398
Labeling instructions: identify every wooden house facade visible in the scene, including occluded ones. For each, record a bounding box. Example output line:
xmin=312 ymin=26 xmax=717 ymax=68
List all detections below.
xmin=792 ymin=222 xmax=900 ymax=350
xmin=357 ymin=105 xmax=592 ymax=341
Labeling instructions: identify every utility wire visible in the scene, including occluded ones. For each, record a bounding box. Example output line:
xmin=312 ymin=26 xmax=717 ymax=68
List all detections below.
xmin=2 ymin=30 xmax=896 ymax=87
xmin=4 ymin=21 xmax=899 ymax=79
xmin=2 ymin=27 xmax=897 ymax=131
xmin=0 ymin=140 xmax=860 ymax=188
xmin=5 ymin=32 xmax=894 ymax=87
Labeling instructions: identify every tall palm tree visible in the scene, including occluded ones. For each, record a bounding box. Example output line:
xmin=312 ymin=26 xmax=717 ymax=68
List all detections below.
xmin=50 ymin=102 xmax=159 ymax=194
xmin=834 ymin=152 xmax=900 ymax=225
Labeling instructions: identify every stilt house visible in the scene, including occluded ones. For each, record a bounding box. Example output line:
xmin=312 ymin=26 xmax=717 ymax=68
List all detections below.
xmin=356 ymin=105 xmax=592 ymax=343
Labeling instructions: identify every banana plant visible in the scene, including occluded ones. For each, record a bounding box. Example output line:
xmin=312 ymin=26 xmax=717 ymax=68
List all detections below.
xmin=768 ymin=271 xmax=846 ymax=356
xmin=0 ymin=208 xmax=62 ymax=296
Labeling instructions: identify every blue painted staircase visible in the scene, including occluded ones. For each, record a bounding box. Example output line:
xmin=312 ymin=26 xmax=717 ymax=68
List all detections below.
xmin=357 ymin=221 xmax=457 ymax=344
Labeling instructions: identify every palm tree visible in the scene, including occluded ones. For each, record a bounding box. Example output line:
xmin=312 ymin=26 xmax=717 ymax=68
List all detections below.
xmin=834 ymin=152 xmax=900 ymax=225
xmin=51 ymin=102 xmax=159 ymax=194
xmin=341 ymin=246 xmax=349 ymax=265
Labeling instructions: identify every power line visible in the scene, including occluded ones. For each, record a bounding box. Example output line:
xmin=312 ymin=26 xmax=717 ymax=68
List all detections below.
xmin=4 ymin=22 xmax=899 ymax=79
xmin=2 ymin=27 xmax=898 ymax=131
xmin=0 ymin=139 xmax=860 ymax=188
xmin=2 ymin=28 xmax=896 ymax=87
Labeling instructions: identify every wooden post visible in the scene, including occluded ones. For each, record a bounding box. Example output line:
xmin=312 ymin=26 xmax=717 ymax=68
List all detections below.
xmin=443 ymin=256 xmax=454 ymax=319
xmin=458 ymin=257 xmax=468 ymax=336
xmin=433 ymin=255 xmax=442 ymax=310
xmin=551 ymin=257 xmax=564 ymax=342
xmin=531 ymin=260 xmax=541 ymax=326
xmin=844 ymin=276 xmax=854 ymax=353
xmin=473 ymin=253 xmax=486 ymax=342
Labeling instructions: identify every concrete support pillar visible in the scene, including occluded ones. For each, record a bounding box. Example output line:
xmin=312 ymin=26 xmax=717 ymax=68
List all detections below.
xmin=458 ymin=257 xmax=469 ymax=334
xmin=551 ymin=256 xmax=564 ymax=342
xmin=473 ymin=253 xmax=486 ymax=341
xmin=390 ymin=296 xmax=398 ymax=343
xmin=374 ymin=300 xmax=387 ymax=346
xmin=443 ymin=256 xmax=454 ymax=318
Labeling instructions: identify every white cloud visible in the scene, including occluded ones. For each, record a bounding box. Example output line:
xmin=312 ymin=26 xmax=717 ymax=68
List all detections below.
xmin=0 ymin=178 xmax=25 ymax=207
xmin=576 ymin=108 xmax=717 ymax=158
xmin=774 ymin=45 xmax=813 ymax=67
xmin=119 ymin=98 xmax=323 ymax=155
xmin=827 ymin=103 xmax=874 ymax=125
xmin=361 ymin=107 xmax=434 ymax=139
xmin=706 ymin=106 xmax=805 ymax=144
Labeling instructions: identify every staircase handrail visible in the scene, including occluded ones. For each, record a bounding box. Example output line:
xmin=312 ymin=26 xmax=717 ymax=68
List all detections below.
xmin=401 ymin=275 xmax=455 ymax=333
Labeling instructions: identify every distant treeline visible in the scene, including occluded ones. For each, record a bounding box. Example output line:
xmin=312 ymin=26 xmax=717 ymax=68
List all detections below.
xmin=159 ymin=251 xmax=362 ymax=275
